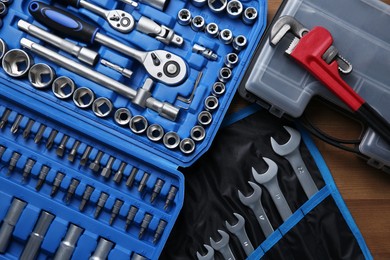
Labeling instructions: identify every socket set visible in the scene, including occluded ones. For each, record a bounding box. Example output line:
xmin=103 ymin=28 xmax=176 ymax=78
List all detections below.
xmin=0 ymin=0 xmax=266 ymax=258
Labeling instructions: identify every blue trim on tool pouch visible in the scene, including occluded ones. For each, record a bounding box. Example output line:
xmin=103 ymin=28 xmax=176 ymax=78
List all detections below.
xmin=222 ymin=104 xmax=261 ymax=127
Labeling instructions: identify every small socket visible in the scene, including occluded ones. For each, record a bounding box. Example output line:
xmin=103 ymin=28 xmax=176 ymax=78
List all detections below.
xmin=52 ymin=76 xmax=75 ymax=99
xmin=212 ymin=82 xmax=226 ymax=97
xmin=218 ymin=67 xmax=232 ymax=83
xmin=147 ymin=124 xmax=165 ymax=142
xmin=129 ymin=115 xmax=148 ymax=134
xmin=191 ymin=16 xmax=205 ymax=32
xmin=224 ymin=53 xmax=239 ymax=68
xmin=205 ymin=23 xmax=219 ymax=38
xmin=204 ymin=96 xmax=219 ymax=112
xmin=73 ymin=87 xmax=95 ymax=109
xmin=233 ymin=35 xmax=248 ymax=51
xmin=190 ymin=125 xmax=206 ymax=142
xmin=163 ymin=132 xmax=180 ymax=149
xmin=180 ymin=138 xmax=196 ymax=154
xmin=208 ymin=0 xmax=227 ymax=13
xmin=177 ymin=9 xmax=191 ymax=25
xmin=2 ymin=49 xmax=32 ymax=78
xmin=243 ymin=7 xmax=258 ymax=25
xmin=114 ymin=108 xmax=132 ymax=126
xmin=227 ymin=0 xmax=243 ymax=19
xmin=191 ymin=0 xmax=207 ymax=7
xmin=28 ymin=63 xmax=56 ymax=89
xmin=198 ymin=111 xmax=213 ymax=126
xmin=92 ymin=97 xmax=113 ymax=118
xmin=219 ymin=29 xmax=233 ymax=45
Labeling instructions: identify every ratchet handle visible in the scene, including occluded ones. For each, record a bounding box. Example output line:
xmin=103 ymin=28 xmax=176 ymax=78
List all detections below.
xmin=29 ymin=1 xmax=98 ymax=44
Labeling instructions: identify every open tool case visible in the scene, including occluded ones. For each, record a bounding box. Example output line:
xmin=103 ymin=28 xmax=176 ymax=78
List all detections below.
xmin=239 ymin=0 xmax=390 ymax=172
xmin=0 ymin=0 xmax=267 ymax=259
xmin=162 ymin=108 xmax=372 ymax=259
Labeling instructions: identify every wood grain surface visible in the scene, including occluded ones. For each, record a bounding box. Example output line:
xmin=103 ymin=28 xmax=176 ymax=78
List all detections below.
xmin=233 ymin=0 xmax=390 ymax=258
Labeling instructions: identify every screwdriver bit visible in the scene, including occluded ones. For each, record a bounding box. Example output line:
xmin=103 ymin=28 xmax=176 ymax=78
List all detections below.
xmin=126 ymin=167 xmax=139 ymax=188
xmin=139 ymin=213 xmax=152 ymax=239
xmin=0 ymin=108 xmax=11 ymax=129
xmin=7 ymin=152 xmax=21 ymax=175
xmin=23 ymin=119 xmax=35 ymax=139
xmin=0 ymin=145 xmax=6 ymax=159
xmin=94 ymin=192 xmax=109 ymax=218
xmin=153 ymin=219 xmax=167 ymax=244
xmin=101 ymin=156 xmax=115 ymax=179
xmin=89 ymin=151 xmax=104 ymax=172
xmin=22 ymin=159 xmax=36 ymax=183
xmin=20 ymin=211 xmax=55 ymax=260
xmin=150 ymin=179 xmax=165 ymax=203
xmin=10 ymin=114 xmax=23 ymax=134
xmin=138 ymin=172 xmax=150 ymax=193
xmin=51 ymin=172 xmax=65 ymax=197
xmin=79 ymin=185 xmax=94 ymax=212
xmin=0 ymin=198 xmax=27 ymax=253
xmin=34 ymin=124 xmax=46 ymax=144
xmin=46 ymin=129 xmax=58 ymax=150
xmin=65 ymin=179 xmax=80 ymax=204
xmin=80 ymin=146 xmax=92 ymax=166
xmin=113 ymin=162 xmax=126 ymax=184
xmin=53 ymin=224 xmax=84 ymax=260
xmin=90 ymin=238 xmax=113 ymax=260
xmin=125 ymin=206 xmax=138 ymax=231
xmin=109 ymin=199 xmax=124 ymax=225
xmin=56 ymin=135 xmax=70 ymax=157
xmin=68 ymin=140 xmax=81 ymax=162
xmin=164 ymin=186 xmax=178 ymax=211
xmin=35 ymin=165 xmax=50 ymax=191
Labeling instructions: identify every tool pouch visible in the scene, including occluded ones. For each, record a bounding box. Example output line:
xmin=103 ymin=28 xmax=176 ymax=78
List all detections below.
xmin=162 ymin=107 xmax=371 ymax=259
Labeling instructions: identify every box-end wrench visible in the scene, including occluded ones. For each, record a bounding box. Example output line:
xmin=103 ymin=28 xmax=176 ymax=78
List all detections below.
xmin=59 ymin=0 xmax=135 ymax=33
xmin=238 ymin=182 xmax=274 ymax=238
xmin=252 ymin=158 xmax=293 ymax=221
xmin=271 ymin=126 xmax=318 ymax=198
xmin=225 ymin=213 xmax=254 ymax=257
xmin=196 ymin=244 xmax=215 ymax=260
xmin=29 ymin=1 xmax=188 ymax=86
xmin=210 ymin=230 xmax=236 ymax=260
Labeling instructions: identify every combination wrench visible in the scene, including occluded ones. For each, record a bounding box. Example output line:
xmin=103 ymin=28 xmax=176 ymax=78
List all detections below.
xmin=225 ymin=213 xmax=254 ymax=257
xmin=29 ymin=1 xmax=188 ymax=86
xmin=59 ymin=0 xmax=135 ymax=33
xmin=210 ymin=230 xmax=236 ymax=260
xmin=196 ymin=244 xmax=215 ymax=260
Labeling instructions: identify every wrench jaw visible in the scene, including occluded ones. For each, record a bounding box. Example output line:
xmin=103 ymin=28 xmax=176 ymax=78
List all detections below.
xmin=196 ymin=245 xmax=215 ymax=260
xmin=238 ymin=182 xmax=262 ymax=209
xmin=225 ymin=213 xmax=245 ymax=233
xmin=270 ymin=126 xmax=301 ymax=157
xmin=270 ymin=16 xmax=309 ymax=46
xmin=106 ymin=10 xmax=135 ymax=33
xmin=252 ymin=158 xmax=278 ymax=184
xmin=210 ymin=230 xmax=230 ymax=250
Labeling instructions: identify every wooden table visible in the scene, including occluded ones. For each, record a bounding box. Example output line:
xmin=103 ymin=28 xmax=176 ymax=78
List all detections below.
xmin=234 ymin=0 xmax=390 ymax=258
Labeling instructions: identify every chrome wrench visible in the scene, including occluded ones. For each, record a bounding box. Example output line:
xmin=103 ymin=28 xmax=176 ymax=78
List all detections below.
xmin=210 ymin=230 xmax=236 ymax=260
xmin=225 ymin=213 xmax=254 ymax=257
xmin=196 ymin=244 xmax=215 ymax=260
xmin=29 ymin=1 xmax=188 ymax=86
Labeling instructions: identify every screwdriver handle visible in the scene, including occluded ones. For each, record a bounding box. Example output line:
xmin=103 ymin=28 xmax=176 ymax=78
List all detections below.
xmin=29 ymin=1 xmax=98 ymax=44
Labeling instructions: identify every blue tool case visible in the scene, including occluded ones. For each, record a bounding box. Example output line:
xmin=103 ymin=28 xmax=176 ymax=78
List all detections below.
xmin=0 ymin=0 xmax=267 ymax=259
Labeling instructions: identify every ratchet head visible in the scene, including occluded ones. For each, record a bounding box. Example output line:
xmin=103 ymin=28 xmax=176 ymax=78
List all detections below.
xmin=238 ymin=181 xmax=262 ymax=207
xmin=225 ymin=213 xmax=245 ymax=233
xmin=106 ymin=10 xmax=135 ymax=33
xmin=209 ymin=230 xmax=230 ymax=250
xmin=270 ymin=16 xmax=309 ymax=45
xmin=271 ymin=126 xmax=301 ymax=157
xmin=196 ymin=245 xmax=215 ymax=260
xmin=252 ymin=158 xmax=278 ymax=184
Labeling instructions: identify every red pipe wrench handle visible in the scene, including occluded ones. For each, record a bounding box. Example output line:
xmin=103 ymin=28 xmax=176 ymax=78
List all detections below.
xmin=290 ymin=27 xmax=390 ymax=144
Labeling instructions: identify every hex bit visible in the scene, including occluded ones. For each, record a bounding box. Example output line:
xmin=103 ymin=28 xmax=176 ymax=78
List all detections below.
xmin=138 ymin=172 xmax=150 ymax=193
xmin=0 ymin=198 xmax=27 ymax=253
xmin=164 ymin=186 xmax=178 ymax=211
xmin=139 ymin=213 xmax=152 ymax=239
xmin=0 ymin=145 xmax=6 ymax=159
xmin=46 ymin=129 xmax=58 ymax=150
xmin=53 ymin=224 xmax=84 ymax=260
xmin=153 ymin=220 xmax=167 ymax=244
xmin=22 ymin=159 xmax=36 ymax=182
xmin=10 ymin=114 xmax=23 ymax=134
xmin=89 ymin=151 xmax=104 ymax=172
xmin=35 ymin=165 xmax=50 ymax=191
xmin=23 ymin=119 xmax=35 ymax=139
xmin=150 ymin=179 xmax=165 ymax=203
xmin=94 ymin=192 xmax=109 ymax=218
xmin=34 ymin=124 xmax=46 ymax=144
xmin=101 ymin=156 xmax=115 ymax=179
xmin=113 ymin=162 xmax=126 ymax=184
xmin=56 ymin=135 xmax=70 ymax=157
xmin=109 ymin=199 xmax=124 ymax=225
xmin=90 ymin=238 xmax=113 ymax=260
xmin=0 ymin=108 xmax=11 ymax=129
xmin=79 ymin=185 xmax=94 ymax=212
xmin=51 ymin=172 xmax=65 ymax=197
xmin=65 ymin=179 xmax=80 ymax=204
xmin=126 ymin=168 xmax=139 ymax=188
xmin=68 ymin=140 xmax=81 ymax=162
xmin=20 ymin=211 xmax=55 ymax=260
xmin=125 ymin=206 xmax=138 ymax=231
xmin=7 ymin=152 xmax=20 ymax=175
xmin=80 ymin=146 xmax=92 ymax=166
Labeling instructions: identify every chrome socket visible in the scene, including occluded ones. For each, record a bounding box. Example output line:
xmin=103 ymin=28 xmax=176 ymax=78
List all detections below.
xmin=114 ymin=108 xmax=132 ymax=126
xmin=198 ymin=111 xmax=213 ymax=126
xmin=191 ymin=16 xmax=206 ymax=32
xmin=147 ymin=124 xmax=165 ymax=142
xmin=73 ymin=87 xmax=95 ymax=109
xmin=212 ymin=82 xmax=226 ymax=97
xmin=129 ymin=115 xmax=149 ymax=134
xmin=2 ymin=49 xmax=32 ymax=78
xmin=224 ymin=53 xmax=239 ymax=68
xmin=177 ymin=9 xmax=192 ymax=26
xmin=218 ymin=67 xmax=232 ymax=83
xmin=28 ymin=63 xmax=56 ymax=89
xmin=219 ymin=29 xmax=233 ymax=45
xmin=52 ymin=76 xmax=75 ymax=100
xmin=208 ymin=0 xmax=227 ymax=13
xmin=163 ymin=132 xmax=181 ymax=149
xmin=205 ymin=23 xmax=219 ymax=38
xmin=227 ymin=0 xmax=243 ymax=19
xmin=0 ymin=3 xmax=8 ymax=18
xmin=191 ymin=125 xmax=206 ymax=142
xmin=233 ymin=35 xmax=248 ymax=51
xmin=191 ymin=0 xmax=207 ymax=7
xmin=204 ymin=96 xmax=219 ymax=112
xmin=180 ymin=138 xmax=196 ymax=154
xmin=92 ymin=97 xmax=113 ymax=118
xmin=243 ymin=7 xmax=258 ymax=25
xmin=0 ymin=38 xmax=7 ymax=60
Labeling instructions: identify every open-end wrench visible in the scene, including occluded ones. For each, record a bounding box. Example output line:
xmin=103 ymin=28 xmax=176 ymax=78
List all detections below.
xmin=210 ymin=230 xmax=236 ymax=260
xmin=59 ymin=0 xmax=135 ymax=33
xmin=196 ymin=244 xmax=215 ymax=260
xmin=29 ymin=1 xmax=188 ymax=86
xmin=252 ymin=158 xmax=292 ymax=221
xmin=238 ymin=182 xmax=274 ymax=237
xmin=271 ymin=126 xmax=318 ymax=198
xmin=225 ymin=213 xmax=254 ymax=257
